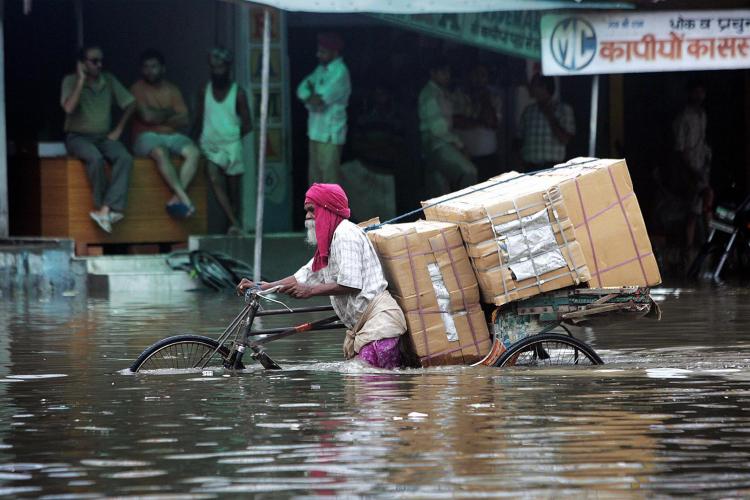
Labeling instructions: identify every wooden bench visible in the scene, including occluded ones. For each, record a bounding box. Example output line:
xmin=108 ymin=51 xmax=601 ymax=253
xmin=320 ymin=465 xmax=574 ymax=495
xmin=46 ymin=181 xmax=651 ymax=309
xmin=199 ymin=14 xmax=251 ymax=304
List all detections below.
xmin=40 ymin=157 xmax=207 ymax=255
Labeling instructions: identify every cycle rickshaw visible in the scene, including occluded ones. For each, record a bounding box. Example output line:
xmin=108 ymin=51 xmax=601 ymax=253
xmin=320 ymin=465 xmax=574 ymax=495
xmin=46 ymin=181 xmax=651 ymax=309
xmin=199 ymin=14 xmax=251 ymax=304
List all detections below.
xmin=130 ymin=285 xmax=659 ymax=373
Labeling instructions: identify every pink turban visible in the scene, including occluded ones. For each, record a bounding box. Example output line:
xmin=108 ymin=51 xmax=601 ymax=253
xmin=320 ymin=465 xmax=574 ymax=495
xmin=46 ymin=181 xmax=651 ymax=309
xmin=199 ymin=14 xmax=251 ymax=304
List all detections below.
xmin=305 ymin=183 xmax=351 ymax=272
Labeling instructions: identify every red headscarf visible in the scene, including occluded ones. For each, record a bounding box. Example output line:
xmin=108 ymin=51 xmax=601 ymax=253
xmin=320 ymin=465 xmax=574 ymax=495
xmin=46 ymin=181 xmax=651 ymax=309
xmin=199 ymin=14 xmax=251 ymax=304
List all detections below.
xmin=305 ymin=183 xmax=351 ymax=272
xmin=317 ymin=33 xmax=344 ymax=52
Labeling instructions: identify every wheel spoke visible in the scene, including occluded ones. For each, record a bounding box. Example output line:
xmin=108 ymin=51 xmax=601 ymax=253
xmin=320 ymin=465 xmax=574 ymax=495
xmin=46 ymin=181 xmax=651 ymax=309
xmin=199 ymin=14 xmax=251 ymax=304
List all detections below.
xmin=132 ymin=337 xmax=239 ymax=373
xmin=498 ymin=334 xmax=602 ymax=368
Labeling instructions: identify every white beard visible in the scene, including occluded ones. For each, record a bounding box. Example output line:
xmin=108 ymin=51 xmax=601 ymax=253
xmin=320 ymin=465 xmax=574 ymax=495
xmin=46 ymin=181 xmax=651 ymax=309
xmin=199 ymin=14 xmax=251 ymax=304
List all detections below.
xmin=305 ymin=220 xmax=317 ymax=247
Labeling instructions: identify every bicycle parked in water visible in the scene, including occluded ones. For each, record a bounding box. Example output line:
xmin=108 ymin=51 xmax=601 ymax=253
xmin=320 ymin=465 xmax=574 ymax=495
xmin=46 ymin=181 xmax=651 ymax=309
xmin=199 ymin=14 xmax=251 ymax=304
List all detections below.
xmin=129 ymin=285 xmax=660 ymax=373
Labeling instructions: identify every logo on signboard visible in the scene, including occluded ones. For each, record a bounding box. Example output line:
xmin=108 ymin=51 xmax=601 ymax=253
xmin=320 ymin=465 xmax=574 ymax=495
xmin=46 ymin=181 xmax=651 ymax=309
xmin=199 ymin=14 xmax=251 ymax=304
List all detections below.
xmin=550 ymin=17 xmax=597 ymax=71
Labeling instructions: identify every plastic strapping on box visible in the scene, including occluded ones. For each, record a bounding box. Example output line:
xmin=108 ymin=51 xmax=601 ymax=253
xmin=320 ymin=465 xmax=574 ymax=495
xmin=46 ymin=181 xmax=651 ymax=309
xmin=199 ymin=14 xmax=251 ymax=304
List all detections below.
xmin=544 ymin=188 xmax=583 ymax=284
xmin=574 ymin=177 xmax=602 ymax=287
xmin=606 ymin=167 xmax=649 ymax=284
xmin=470 ymin=198 xmax=548 ymax=226
xmin=483 ymin=206 xmax=511 ymax=304
xmin=510 ymin=197 xmax=544 ymax=293
xmin=574 ymin=192 xmax=636 ymax=230
xmin=401 ymin=233 xmax=431 ymax=359
xmin=420 ymin=325 xmax=491 ymax=362
xmin=377 ymin=242 xmax=466 ymax=262
xmin=434 ymin=229 xmax=481 ymax=354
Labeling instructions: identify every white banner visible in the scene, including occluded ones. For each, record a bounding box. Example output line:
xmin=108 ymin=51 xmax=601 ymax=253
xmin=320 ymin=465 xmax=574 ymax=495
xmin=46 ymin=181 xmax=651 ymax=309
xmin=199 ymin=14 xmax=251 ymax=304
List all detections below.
xmin=541 ymin=10 xmax=750 ymax=75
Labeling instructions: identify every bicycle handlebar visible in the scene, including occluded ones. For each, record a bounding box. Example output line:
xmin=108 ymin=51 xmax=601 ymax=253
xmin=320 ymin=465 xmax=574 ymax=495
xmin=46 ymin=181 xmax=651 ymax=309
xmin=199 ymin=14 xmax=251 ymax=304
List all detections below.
xmin=244 ymin=285 xmax=281 ymax=302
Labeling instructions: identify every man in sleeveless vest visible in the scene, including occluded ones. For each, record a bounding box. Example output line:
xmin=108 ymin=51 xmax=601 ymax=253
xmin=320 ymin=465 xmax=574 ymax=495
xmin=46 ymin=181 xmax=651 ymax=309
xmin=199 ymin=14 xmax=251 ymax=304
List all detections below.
xmin=194 ymin=47 xmax=253 ymax=234
xmin=296 ymin=33 xmax=351 ymax=185
xmin=61 ymin=44 xmax=135 ymax=234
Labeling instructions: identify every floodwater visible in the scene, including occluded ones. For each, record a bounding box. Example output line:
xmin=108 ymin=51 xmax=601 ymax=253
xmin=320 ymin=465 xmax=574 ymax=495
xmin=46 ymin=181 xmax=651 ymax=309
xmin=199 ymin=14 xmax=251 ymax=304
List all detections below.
xmin=1 ymin=286 xmax=750 ymax=499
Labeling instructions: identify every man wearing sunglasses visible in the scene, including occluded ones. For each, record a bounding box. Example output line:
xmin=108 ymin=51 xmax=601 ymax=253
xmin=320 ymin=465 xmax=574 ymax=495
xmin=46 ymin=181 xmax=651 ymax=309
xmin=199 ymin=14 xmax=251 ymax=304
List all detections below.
xmin=61 ymin=44 xmax=135 ymax=233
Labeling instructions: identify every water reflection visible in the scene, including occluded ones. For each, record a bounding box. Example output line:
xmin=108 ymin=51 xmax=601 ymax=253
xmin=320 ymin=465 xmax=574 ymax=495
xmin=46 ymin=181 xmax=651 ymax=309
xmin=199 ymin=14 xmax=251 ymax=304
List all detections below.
xmin=0 ymin=287 xmax=749 ymax=497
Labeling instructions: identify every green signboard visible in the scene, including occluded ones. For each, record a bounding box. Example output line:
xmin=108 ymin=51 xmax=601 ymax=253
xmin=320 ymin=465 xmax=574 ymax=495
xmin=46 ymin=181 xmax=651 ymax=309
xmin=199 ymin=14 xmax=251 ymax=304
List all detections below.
xmin=374 ymin=11 xmax=543 ymax=59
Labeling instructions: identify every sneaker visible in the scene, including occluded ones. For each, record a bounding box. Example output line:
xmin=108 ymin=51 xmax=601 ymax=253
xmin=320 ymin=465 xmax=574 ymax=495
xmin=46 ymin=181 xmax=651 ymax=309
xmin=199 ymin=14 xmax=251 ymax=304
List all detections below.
xmin=90 ymin=211 xmax=112 ymax=233
xmin=110 ymin=211 xmax=125 ymax=224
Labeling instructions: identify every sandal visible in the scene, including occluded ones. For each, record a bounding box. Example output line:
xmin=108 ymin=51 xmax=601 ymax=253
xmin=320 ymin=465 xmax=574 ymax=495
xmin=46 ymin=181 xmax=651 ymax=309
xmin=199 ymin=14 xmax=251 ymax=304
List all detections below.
xmin=166 ymin=201 xmax=193 ymax=219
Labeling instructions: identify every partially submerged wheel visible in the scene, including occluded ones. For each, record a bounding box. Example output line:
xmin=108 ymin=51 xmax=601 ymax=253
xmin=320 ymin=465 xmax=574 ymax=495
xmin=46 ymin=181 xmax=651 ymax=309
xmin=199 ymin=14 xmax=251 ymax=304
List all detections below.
xmin=494 ymin=333 xmax=603 ymax=368
xmin=130 ymin=334 xmax=242 ymax=373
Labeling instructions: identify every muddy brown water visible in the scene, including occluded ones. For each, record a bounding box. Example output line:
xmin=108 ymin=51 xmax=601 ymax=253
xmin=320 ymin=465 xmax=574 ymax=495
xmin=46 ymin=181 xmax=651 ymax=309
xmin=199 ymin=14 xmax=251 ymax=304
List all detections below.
xmin=1 ymin=286 xmax=750 ymax=498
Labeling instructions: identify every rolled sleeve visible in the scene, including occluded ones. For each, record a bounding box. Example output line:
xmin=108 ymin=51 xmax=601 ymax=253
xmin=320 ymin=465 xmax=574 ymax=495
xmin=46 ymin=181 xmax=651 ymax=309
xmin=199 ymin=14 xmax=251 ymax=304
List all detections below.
xmin=294 ymin=258 xmax=324 ymax=286
xmin=296 ymin=73 xmax=314 ymax=102
xmin=109 ymin=74 xmax=135 ymax=109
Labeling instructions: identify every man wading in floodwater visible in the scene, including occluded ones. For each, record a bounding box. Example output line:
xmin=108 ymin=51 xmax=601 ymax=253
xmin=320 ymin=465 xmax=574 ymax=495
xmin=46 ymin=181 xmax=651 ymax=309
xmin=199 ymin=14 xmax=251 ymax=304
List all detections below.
xmin=237 ymin=184 xmax=407 ymax=368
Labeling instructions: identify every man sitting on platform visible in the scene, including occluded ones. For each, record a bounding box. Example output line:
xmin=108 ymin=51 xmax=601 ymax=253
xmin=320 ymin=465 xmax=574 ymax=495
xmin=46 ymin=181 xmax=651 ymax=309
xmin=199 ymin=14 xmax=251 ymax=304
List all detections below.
xmin=131 ymin=49 xmax=200 ymax=218
xmin=236 ymin=184 xmax=407 ymax=369
xmin=61 ymin=44 xmax=135 ymax=233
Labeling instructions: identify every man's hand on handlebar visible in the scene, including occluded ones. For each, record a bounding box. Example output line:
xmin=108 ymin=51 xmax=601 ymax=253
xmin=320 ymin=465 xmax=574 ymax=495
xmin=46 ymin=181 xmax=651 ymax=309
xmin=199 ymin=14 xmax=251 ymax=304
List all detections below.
xmin=236 ymin=278 xmax=270 ymax=296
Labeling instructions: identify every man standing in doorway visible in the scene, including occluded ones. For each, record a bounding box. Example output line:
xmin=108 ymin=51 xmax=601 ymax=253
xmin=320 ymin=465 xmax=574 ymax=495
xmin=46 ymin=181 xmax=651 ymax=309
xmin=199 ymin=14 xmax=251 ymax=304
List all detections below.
xmin=194 ymin=47 xmax=253 ymax=234
xmin=673 ymin=78 xmax=713 ymax=252
xmin=131 ymin=49 xmax=201 ymax=218
xmin=518 ymin=74 xmax=575 ymax=171
xmin=419 ymin=59 xmax=477 ymax=194
xmin=61 ymin=44 xmax=135 ymax=233
xmin=296 ymin=33 xmax=351 ymax=185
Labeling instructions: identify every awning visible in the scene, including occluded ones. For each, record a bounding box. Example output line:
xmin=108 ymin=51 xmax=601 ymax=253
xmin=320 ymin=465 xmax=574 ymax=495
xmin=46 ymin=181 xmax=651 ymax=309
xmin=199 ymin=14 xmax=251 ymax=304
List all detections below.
xmin=249 ymin=0 xmax=634 ymax=14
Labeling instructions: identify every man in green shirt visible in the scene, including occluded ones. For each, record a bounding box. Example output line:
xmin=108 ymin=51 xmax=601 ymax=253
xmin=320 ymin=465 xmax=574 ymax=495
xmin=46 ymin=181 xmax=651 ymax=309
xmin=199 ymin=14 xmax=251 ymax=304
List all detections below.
xmin=60 ymin=45 xmax=135 ymax=233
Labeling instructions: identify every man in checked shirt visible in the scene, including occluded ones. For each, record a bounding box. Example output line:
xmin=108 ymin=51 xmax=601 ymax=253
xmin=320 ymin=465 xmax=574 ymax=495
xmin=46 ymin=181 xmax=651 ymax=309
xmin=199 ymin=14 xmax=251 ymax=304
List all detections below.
xmin=237 ymin=184 xmax=407 ymax=369
xmin=518 ymin=74 xmax=576 ymax=171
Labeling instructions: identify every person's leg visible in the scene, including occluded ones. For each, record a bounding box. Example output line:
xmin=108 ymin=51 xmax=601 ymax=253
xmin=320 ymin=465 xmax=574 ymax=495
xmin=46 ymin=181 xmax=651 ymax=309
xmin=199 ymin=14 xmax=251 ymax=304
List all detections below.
xmin=430 ymin=143 xmax=477 ymax=191
xmin=207 ymin=161 xmax=240 ymax=229
xmin=227 ymin=173 xmax=243 ymax=229
xmin=65 ymin=134 xmax=108 ymax=213
xmin=318 ymin=142 xmax=342 ymax=184
xmin=99 ymin=138 xmax=133 ymax=214
xmin=178 ymin=143 xmax=201 ymax=197
xmin=308 ymin=140 xmax=322 ymax=185
xmin=150 ymin=146 xmax=191 ymax=206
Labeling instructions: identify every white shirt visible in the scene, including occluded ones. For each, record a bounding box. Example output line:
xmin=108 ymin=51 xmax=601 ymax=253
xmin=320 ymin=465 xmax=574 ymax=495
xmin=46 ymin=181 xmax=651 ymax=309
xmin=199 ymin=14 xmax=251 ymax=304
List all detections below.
xmin=294 ymin=220 xmax=387 ymax=329
xmin=418 ymin=80 xmax=462 ymax=152
xmin=296 ymin=57 xmax=351 ymax=146
xmin=674 ymin=106 xmax=711 ymax=175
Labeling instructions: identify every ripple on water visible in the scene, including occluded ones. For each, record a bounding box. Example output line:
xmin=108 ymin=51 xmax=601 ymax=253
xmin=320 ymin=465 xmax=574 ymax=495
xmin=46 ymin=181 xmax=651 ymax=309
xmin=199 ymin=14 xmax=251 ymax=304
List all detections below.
xmin=103 ymin=469 xmax=168 ymax=479
xmin=80 ymin=459 xmax=151 ymax=467
xmin=6 ymin=374 xmax=68 ymax=380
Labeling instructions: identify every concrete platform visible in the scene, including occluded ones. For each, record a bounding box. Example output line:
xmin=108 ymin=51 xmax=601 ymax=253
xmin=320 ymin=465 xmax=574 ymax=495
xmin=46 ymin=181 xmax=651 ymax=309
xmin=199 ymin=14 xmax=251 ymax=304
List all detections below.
xmin=0 ymin=237 xmax=86 ymax=297
xmin=85 ymin=254 xmax=199 ymax=295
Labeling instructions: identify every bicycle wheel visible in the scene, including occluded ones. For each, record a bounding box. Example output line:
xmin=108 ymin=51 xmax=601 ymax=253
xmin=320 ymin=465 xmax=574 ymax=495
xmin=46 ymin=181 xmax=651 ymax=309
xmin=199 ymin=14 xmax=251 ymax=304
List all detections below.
xmin=494 ymin=333 xmax=603 ymax=368
xmin=130 ymin=335 xmax=242 ymax=373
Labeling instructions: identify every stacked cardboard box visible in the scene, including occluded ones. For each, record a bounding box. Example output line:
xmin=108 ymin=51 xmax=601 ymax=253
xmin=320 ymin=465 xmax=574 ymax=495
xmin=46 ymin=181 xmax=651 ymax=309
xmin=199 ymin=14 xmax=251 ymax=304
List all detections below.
xmin=422 ymin=158 xmax=660 ymax=305
xmin=530 ymin=158 xmax=661 ymax=288
xmin=422 ymin=174 xmax=591 ymax=305
xmin=368 ymin=221 xmax=491 ymax=367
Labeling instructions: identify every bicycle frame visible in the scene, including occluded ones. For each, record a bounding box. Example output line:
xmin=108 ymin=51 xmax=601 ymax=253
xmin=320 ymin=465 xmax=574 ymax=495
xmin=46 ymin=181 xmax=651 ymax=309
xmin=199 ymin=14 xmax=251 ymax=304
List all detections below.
xmin=200 ymin=290 xmax=340 ymax=370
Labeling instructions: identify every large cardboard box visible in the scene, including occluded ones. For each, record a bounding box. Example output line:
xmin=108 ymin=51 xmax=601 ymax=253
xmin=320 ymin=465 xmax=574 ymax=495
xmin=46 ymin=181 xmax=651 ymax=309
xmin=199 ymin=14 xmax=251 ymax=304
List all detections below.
xmin=532 ymin=158 xmax=661 ymax=288
xmin=368 ymin=221 xmax=491 ymax=367
xmin=422 ymin=158 xmax=660 ymax=303
xmin=423 ymin=177 xmax=591 ymax=305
